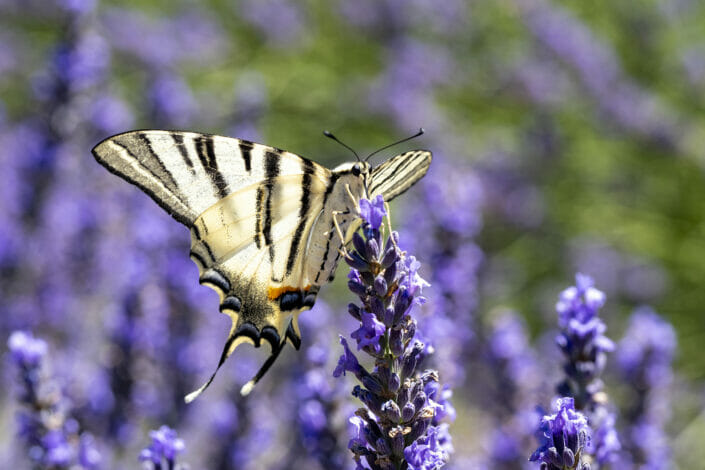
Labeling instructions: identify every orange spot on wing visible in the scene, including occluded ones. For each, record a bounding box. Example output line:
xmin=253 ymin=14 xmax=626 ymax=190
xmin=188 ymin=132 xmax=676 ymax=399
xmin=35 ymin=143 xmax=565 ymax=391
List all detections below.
xmin=267 ymin=284 xmax=311 ymax=300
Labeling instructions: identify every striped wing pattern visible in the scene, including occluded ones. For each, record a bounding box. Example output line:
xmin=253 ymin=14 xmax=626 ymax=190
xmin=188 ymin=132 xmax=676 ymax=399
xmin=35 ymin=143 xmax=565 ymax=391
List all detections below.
xmin=368 ymin=150 xmax=432 ymax=202
xmin=93 ymin=130 xmax=341 ymax=400
xmin=92 ymin=130 xmax=431 ymax=401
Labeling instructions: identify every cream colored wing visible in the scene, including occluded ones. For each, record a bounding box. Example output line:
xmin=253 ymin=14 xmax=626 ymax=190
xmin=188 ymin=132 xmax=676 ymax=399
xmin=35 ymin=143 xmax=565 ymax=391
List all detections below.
xmin=92 ymin=130 xmax=323 ymax=225
xmin=185 ymin=169 xmax=331 ymax=402
xmin=368 ymin=150 xmax=432 ymax=202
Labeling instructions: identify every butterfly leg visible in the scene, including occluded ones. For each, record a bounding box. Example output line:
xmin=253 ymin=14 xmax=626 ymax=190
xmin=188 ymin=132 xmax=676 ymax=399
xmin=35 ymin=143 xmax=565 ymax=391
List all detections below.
xmin=383 ymin=201 xmax=403 ymax=253
xmin=331 ymin=210 xmax=350 ymax=257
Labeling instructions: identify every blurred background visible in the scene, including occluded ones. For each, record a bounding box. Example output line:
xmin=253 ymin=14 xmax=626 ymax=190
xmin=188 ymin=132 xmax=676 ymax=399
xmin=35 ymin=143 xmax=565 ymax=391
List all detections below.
xmin=1 ymin=0 xmax=705 ymax=468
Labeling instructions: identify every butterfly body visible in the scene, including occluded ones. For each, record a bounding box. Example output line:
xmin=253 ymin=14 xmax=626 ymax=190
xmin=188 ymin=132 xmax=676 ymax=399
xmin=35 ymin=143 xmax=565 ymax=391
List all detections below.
xmin=92 ymin=130 xmax=430 ymax=400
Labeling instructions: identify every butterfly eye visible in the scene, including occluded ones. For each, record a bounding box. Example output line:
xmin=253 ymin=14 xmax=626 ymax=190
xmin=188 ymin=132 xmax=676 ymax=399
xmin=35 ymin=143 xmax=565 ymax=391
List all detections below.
xmin=352 ymin=163 xmax=362 ymax=177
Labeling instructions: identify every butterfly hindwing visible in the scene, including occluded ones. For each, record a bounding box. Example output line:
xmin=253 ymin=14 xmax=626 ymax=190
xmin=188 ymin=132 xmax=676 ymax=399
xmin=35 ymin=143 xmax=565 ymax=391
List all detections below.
xmin=368 ymin=150 xmax=432 ymax=202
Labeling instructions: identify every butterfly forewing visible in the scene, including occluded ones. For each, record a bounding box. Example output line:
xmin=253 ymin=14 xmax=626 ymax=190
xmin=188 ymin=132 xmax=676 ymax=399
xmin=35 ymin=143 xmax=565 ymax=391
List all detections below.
xmin=368 ymin=150 xmax=432 ymax=202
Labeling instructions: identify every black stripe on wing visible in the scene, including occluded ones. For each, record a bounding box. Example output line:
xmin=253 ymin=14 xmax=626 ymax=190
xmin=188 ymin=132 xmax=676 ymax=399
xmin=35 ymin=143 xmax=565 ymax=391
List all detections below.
xmin=262 ymin=151 xmax=281 ymax=262
xmin=195 ymin=135 xmax=229 ymax=199
xmin=285 ymin=158 xmax=315 ymax=276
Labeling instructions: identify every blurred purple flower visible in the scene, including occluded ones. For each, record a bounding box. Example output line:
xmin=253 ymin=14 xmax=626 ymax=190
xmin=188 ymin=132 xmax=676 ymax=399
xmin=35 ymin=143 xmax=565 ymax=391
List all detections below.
xmin=139 ymin=425 xmax=186 ymax=469
xmin=240 ymin=0 xmax=306 ymax=46
xmin=617 ymin=307 xmax=676 ymax=468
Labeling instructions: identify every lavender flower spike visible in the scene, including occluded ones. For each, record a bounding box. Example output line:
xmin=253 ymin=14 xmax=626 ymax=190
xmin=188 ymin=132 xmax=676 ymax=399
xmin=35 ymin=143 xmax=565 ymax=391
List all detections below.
xmin=530 ymin=397 xmax=591 ymax=470
xmin=139 ymin=425 xmax=186 ymax=470
xmin=8 ymin=331 xmax=102 ymax=469
xmin=334 ymin=195 xmax=453 ymax=470
xmin=554 ymin=274 xmax=620 ymax=466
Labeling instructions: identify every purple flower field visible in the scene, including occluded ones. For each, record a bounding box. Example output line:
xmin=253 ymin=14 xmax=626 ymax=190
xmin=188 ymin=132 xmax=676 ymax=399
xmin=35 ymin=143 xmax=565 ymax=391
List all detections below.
xmin=2 ymin=1 xmax=705 ymax=469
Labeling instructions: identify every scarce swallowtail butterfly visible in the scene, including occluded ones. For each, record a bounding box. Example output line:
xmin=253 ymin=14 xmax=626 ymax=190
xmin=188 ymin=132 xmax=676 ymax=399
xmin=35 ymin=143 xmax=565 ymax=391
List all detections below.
xmin=92 ymin=129 xmax=431 ymax=402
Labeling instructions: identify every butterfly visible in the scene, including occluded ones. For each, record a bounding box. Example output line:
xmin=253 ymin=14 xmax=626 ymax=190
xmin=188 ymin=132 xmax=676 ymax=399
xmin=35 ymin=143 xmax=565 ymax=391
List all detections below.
xmin=92 ymin=129 xmax=431 ymax=401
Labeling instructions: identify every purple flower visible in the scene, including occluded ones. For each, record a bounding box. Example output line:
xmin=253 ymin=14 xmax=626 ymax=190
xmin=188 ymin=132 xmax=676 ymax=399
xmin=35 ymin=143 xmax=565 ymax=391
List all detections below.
xmin=404 ymin=425 xmax=449 ymax=470
xmin=337 ymin=196 xmax=451 ymax=470
xmin=139 ymin=425 xmax=185 ymax=468
xmin=530 ymin=398 xmax=591 ymax=470
xmin=555 ymin=274 xmax=615 ymax=408
xmin=8 ymin=331 xmax=48 ymax=367
xmin=358 ymin=194 xmax=386 ymax=230
xmin=617 ymin=307 xmax=677 ymax=387
xmin=552 ymin=275 xmax=620 ymax=464
xmin=9 ymin=330 xmax=102 ymax=468
xmin=351 ymin=310 xmax=386 ymax=353
xmin=333 ymin=336 xmax=366 ymax=378
xmin=556 ymin=273 xmax=606 ymax=326
xmin=617 ymin=307 xmax=676 ymax=468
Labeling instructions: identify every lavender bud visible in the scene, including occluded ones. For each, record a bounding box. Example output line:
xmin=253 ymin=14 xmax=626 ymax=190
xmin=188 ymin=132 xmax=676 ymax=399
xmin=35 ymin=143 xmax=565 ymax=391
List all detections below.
xmin=352 ymin=232 xmax=367 ymax=258
xmin=375 ymin=438 xmax=391 ymax=456
xmin=374 ymin=276 xmax=388 ymax=297
xmin=563 ymin=448 xmax=575 ymax=467
xmin=383 ymin=260 xmax=397 ymax=284
xmin=412 ymin=391 xmax=427 ymax=411
xmin=384 ymin=307 xmax=395 ymax=327
xmin=390 ymin=427 xmax=405 ymax=455
xmin=348 ymin=278 xmax=367 ymax=297
xmin=361 ymin=375 xmax=383 ymax=395
xmin=381 ymin=246 xmax=397 ymax=268
xmin=376 ymin=365 xmax=391 ymax=385
xmin=398 ymin=381 xmax=411 ymax=406
xmin=389 ymin=327 xmax=404 ymax=356
xmin=402 ymin=355 xmax=418 ymax=379
xmin=366 ymin=238 xmax=380 ymax=259
xmin=388 ymin=372 xmax=401 ymax=393
xmin=393 ymin=290 xmax=412 ymax=324
xmin=402 ymin=402 xmax=415 ymax=422
xmin=348 ymin=303 xmax=362 ymax=321
xmin=381 ymin=400 xmax=401 ymax=422
xmin=548 ymin=447 xmax=562 ymax=466
xmin=407 ymin=419 xmax=429 ymax=442
xmin=370 ymin=297 xmax=386 ymax=320
xmin=345 ymin=252 xmax=369 ymax=271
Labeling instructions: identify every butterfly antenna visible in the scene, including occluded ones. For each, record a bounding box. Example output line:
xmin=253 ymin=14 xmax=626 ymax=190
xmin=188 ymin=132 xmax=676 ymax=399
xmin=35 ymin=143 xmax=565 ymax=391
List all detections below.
xmin=324 ymin=130 xmax=362 ymax=162
xmin=365 ymin=128 xmax=425 ymax=162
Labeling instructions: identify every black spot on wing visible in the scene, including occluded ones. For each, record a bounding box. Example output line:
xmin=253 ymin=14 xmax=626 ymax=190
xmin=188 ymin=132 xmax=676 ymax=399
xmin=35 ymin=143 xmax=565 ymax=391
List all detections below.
xmin=234 ymin=322 xmax=261 ymax=345
xmin=171 ymin=133 xmax=195 ymax=173
xmin=279 ymin=291 xmax=302 ymax=311
xmin=303 ymin=292 xmax=317 ymax=308
xmin=199 ymin=269 xmax=231 ymax=292
xmin=220 ymin=296 xmax=242 ymax=313
xmin=260 ymin=326 xmax=281 ymax=351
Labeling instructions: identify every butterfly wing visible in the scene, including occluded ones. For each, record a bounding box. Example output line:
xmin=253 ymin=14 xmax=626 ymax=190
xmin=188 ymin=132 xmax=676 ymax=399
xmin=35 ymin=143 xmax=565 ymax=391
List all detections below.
xmin=92 ymin=130 xmax=333 ymax=400
xmin=368 ymin=150 xmax=432 ymax=202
